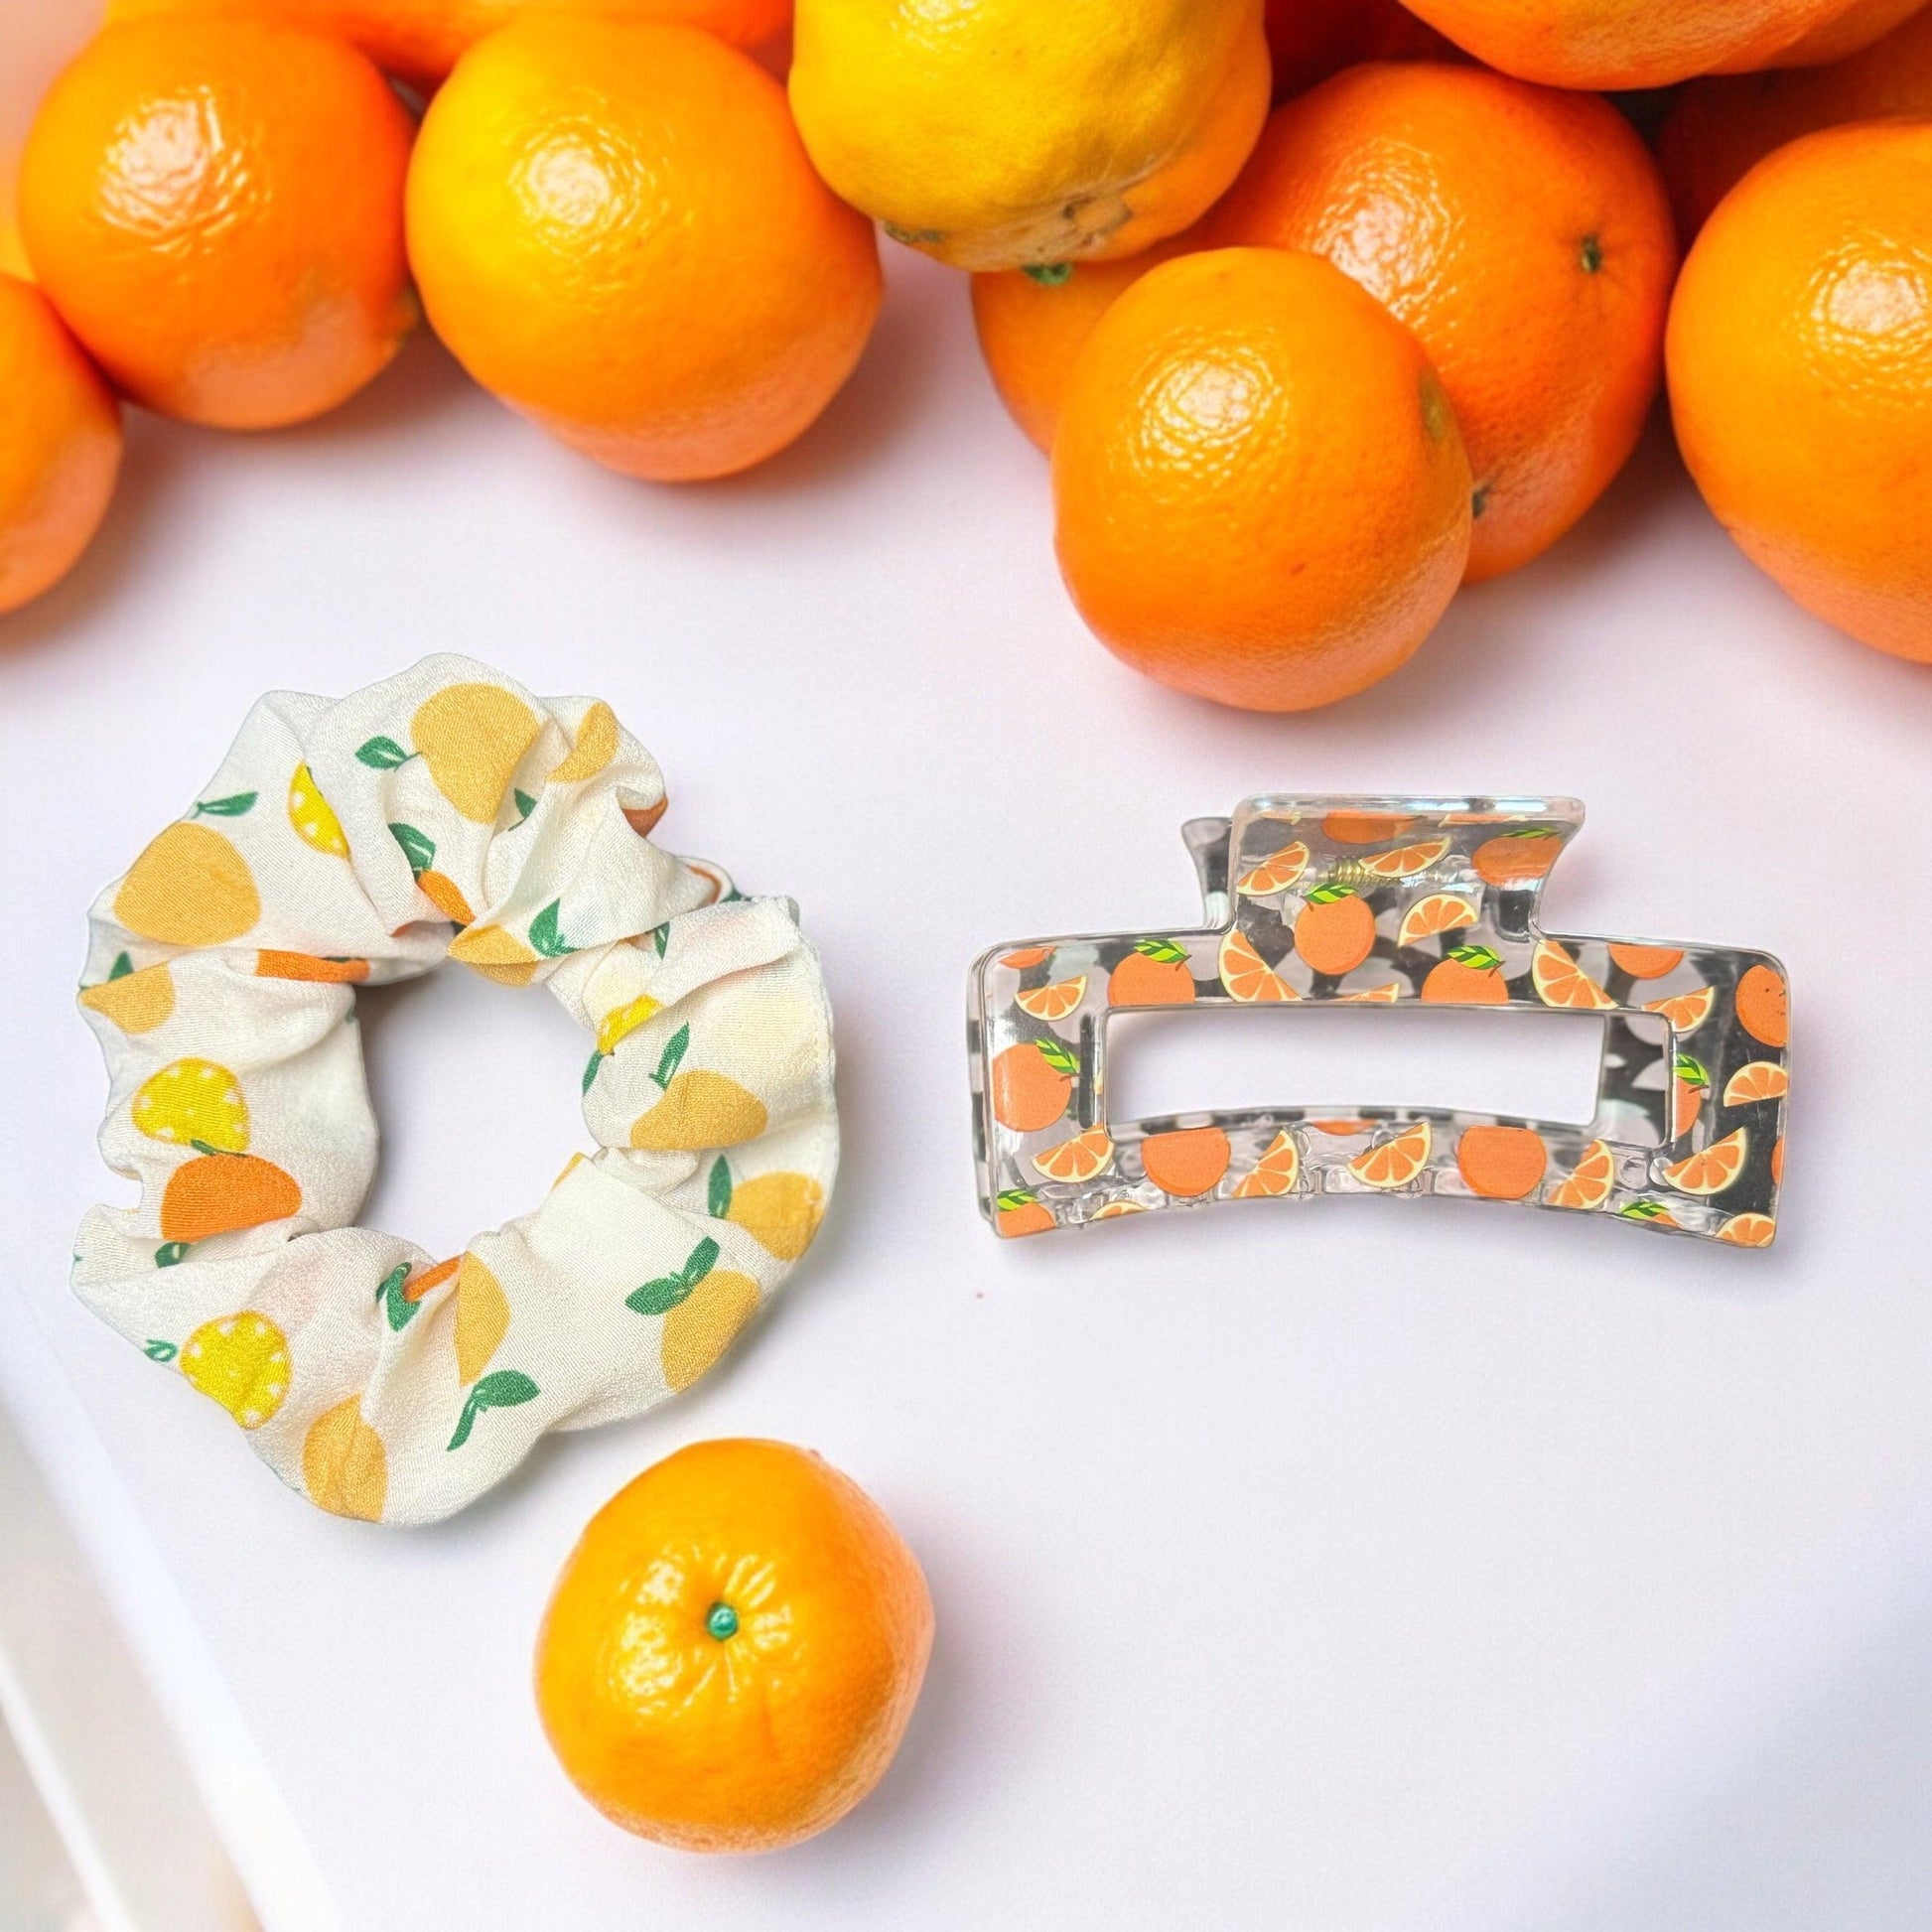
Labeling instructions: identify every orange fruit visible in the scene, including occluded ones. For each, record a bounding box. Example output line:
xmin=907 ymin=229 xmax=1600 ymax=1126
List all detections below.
xmin=1548 ymin=1138 xmax=1616 ymax=1208
xmin=1265 ymin=0 xmax=1457 ymax=98
xmin=1230 ymin=1130 xmax=1301 ymax=1197
xmin=1398 ymin=893 xmax=1476 ymax=947
xmin=1755 ymin=0 xmax=1929 ymax=67
xmin=1472 ymin=828 xmax=1564 ymax=888
xmin=1294 ymin=887 xmax=1378 ymax=977
xmin=0 ymin=274 xmax=120 ymax=616
xmin=1052 ymin=247 xmax=1470 ymax=712
xmin=1323 ymin=811 xmax=1417 ymax=845
xmin=995 ymin=1189 xmax=1055 ymax=1237
xmin=1015 ymin=976 xmax=1087 ymax=1021
xmin=989 ymin=1039 xmax=1077 ymax=1133
xmin=1141 ymin=1126 xmax=1232 ymax=1197
xmin=1032 ymin=1127 xmax=1114 ymax=1183
xmin=1422 ymin=943 xmax=1507 ymax=1003
xmin=1352 ymin=837 xmax=1451 ymax=880
xmin=1723 ymin=1061 xmax=1790 ymax=1106
xmin=1218 ymin=928 xmax=1298 ymax=1002
xmin=1531 ymin=939 xmax=1616 ymax=1011
xmin=1643 ymin=985 xmax=1718 ymax=1032
xmin=1658 ymin=4 xmax=1932 ymax=242
xmin=159 ymin=1153 xmax=302 ymax=1244
xmin=1108 ymin=940 xmax=1195 ymax=1007
xmin=255 ymin=951 xmax=371 ymax=985
xmin=1336 ymin=982 xmax=1403 ymax=1002
xmin=1000 ymin=946 xmax=1051 ymax=971
xmin=1661 ymin=1127 xmax=1748 ymax=1195
xmin=103 ymin=0 xmax=793 ymax=88
xmin=1607 ymin=942 xmax=1685 ymax=980
xmin=1236 ymin=841 xmax=1311 ymax=897
xmin=1771 ymin=1137 xmax=1786 ymax=1186
xmin=1348 ymin=1120 xmax=1432 ymax=1188
xmin=535 ymin=1440 xmax=932 ymax=1853
xmin=20 ymin=20 xmax=415 ymax=429
xmin=1733 ymin=964 xmax=1790 ymax=1048
xmin=1393 ymin=0 xmax=1870 ymax=87
xmin=1455 ymin=1124 xmax=1548 ymax=1199
xmin=1091 ymin=1200 xmax=1148 ymax=1220
xmin=1669 ymin=122 xmax=1932 ymax=661
xmin=407 ymin=19 xmax=881 ymax=482
xmin=1203 ymin=64 xmax=1676 ymax=581
xmin=1717 ymin=1211 xmax=1777 ymax=1247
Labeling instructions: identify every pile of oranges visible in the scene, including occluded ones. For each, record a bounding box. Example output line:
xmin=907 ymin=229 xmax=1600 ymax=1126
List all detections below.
xmin=2 ymin=0 xmax=1929 ymax=695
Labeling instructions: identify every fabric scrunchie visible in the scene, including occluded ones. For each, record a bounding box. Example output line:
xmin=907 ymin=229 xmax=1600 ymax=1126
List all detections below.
xmin=73 ymin=655 xmax=838 ymax=1526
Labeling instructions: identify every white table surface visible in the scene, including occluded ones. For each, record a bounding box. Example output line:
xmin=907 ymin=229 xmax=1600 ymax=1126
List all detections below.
xmin=5 ymin=184 xmax=1932 ymax=1929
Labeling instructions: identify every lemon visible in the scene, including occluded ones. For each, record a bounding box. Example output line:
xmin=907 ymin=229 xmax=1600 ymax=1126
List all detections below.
xmin=790 ymin=0 xmax=1270 ymax=270
xmin=661 ymin=1270 xmax=759 ymax=1391
xmin=288 ymin=762 xmax=348 ymax=858
xmin=549 ymin=699 xmax=620 ymax=784
xmin=133 ymin=1057 xmax=249 ymax=1151
xmin=725 ymin=1172 xmax=826 ymax=1260
xmin=180 ymin=1311 xmax=289 ymax=1429
xmin=79 ymin=959 xmax=175 ymax=1034
xmin=630 ymin=1070 xmax=768 ymax=1150
xmin=302 ymin=1397 xmax=387 ymax=1521
xmin=410 ymin=681 xmax=541 ymax=823
xmin=454 ymin=1253 xmax=510 ymax=1385
xmin=449 ymin=922 xmax=539 ymax=985
xmin=113 ymin=821 xmax=260 ymax=946
xmin=597 ymin=993 xmax=660 ymax=1056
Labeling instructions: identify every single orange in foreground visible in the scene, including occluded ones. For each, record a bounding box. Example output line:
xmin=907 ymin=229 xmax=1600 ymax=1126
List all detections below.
xmin=1733 ymin=964 xmax=1790 ymax=1049
xmin=1204 ymin=64 xmax=1676 ymax=581
xmin=536 ymin=1440 xmax=933 ymax=1853
xmin=160 ymin=1153 xmax=302 ymax=1245
xmin=407 ymin=18 xmax=881 ymax=481
xmin=20 ymin=19 xmax=416 ymax=429
xmin=1667 ymin=122 xmax=1932 ymax=663
xmin=990 ymin=1039 xmax=1076 ymax=1133
xmin=1053 ymin=247 xmax=1470 ymax=712
xmin=0 ymin=274 xmax=120 ymax=615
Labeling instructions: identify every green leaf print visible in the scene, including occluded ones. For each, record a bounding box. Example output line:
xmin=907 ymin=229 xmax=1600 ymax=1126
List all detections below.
xmin=650 ymin=1024 xmax=690 ymax=1092
xmin=389 ymin=822 xmax=436 ymax=878
xmin=513 ymin=789 xmax=537 ymax=823
xmin=155 ymin=1242 xmax=191 ymax=1268
xmin=1036 ymin=1037 xmax=1080 ymax=1076
xmin=650 ymin=922 xmax=669 ymax=959
xmin=1133 ymin=938 xmax=1188 ymax=964
xmin=626 ymin=1236 xmax=720 ymax=1316
xmin=376 ymin=1262 xmax=418 ymax=1332
xmin=108 ymin=952 xmax=132 ymax=981
xmin=582 ymin=1049 xmax=605 ymax=1093
xmin=447 ymin=1369 xmax=539 ymax=1450
xmin=708 ymin=1156 xmax=734 ymax=1219
xmin=192 ymin=791 xmax=257 ymax=818
xmin=529 ymin=899 xmax=575 ymax=958
xmin=144 ymin=1338 xmax=178 ymax=1362
xmin=1447 ymin=943 xmax=1504 ymax=972
xmin=357 ymin=736 xmax=414 ymax=769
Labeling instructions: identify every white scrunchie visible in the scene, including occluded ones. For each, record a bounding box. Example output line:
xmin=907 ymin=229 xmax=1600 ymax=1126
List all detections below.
xmin=73 ymin=655 xmax=838 ymax=1526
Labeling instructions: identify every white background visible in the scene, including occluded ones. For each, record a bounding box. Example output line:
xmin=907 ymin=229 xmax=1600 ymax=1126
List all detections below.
xmin=5 ymin=14 xmax=1932 ymax=1925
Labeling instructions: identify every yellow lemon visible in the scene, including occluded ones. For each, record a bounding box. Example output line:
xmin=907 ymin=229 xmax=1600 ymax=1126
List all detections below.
xmin=288 ymin=761 xmax=348 ymax=858
xmin=661 ymin=1270 xmax=760 ymax=1391
xmin=113 ymin=821 xmax=260 ymax=946
xmin=180 ymin=1311 xmax=289 ymax=1429
xmin=449 ymin=922 xmax=540 ymax=985
xmin=410 ymin=681 xmax=541 ymax=823
xmin=789 ymin=0 xmax=1270 ymax=270
xmin=79 ymin=959 xmax=174 ymax=1034
xmin=454 ymin=1253 xmax=510 ymax=1385
xmin=302 ymin=1396 xmax=387 ymax=1521
xmin=630 ymin=1070 xmax=768 ymax=1150
xmin=597 ymin=993 xmax=661 ymax=1057
xmin=725 ymin=1172 xmax=825 ymax=1261
xmin=133 ymin=1056 xmax=249 ymax=1151
xmin=549 ymin=699 xmax=620 ymax=784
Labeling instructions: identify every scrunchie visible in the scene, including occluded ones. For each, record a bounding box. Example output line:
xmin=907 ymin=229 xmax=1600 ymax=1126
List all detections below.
xmin=73 ymin=655 xmax=838 ymax=1526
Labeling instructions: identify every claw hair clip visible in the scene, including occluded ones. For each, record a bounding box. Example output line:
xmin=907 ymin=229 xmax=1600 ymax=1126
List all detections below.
xmin=969 ymin=797 xmax=1788 ymax=1247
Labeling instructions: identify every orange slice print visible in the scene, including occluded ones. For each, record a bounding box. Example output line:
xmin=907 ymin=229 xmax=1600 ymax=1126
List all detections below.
xmin=1643 ymin=985 xmax=1716 ymax=1032
xmin=1091 ymin=1199 xmax=1148 ymax=1220
xmin=1722 ymin=1061 xmax=1789 ymax=1106
xmin=1219 ymin=929 xmax=1297 ymax=1003
xmin=1322 ymin=811 xmax=1417 ymax=845
xmin=1548 ymin=1139 xmax=1617 ymax=1208
xmin=1660 ymin=1128 xmax=1748 ymax=1196
xmin=1608 ymin=943 xmax=1684 ymax=980
xmin=1016 ymin=975 xmax=1088 ymax=1022
xmin=1356 ymin=836 xmax=1452 ymax=879
xmin=1348 ymin=1120 xmax=1432 ymax=1188
xmin=1531 ymin=939 xmax=1615 ymax=1011
xmin=1717 ymin=1212 xmax=1776 ymax=1247
xmin=1001 ymin=946 xmax=1050 ymax=970
xmin=1229 ymin=1131 xmax=1300 ymax=1198
xmin=1235 ymin=842 xmax=1310 ymax=896
xmin=1311 ymin=1118 xmax=1374 ymax=1136
xmin=1336 ymin=982 xmax=1403 ymax=1002
xmin=1397 ymin=894 xmax=1477 ymax=947
xmin=1032 ymin=1127 xmax=1114 ymax=1183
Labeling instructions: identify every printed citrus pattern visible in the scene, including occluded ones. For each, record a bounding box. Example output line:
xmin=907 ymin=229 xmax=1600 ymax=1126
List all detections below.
xmin=288 ymin=763 xmax=348 ymax=858
xmin=1219 ymin=929 xmax=1297 ymax=1002
xmin=134 ymin=1058 xmax=248 ymax=1151
xmin=1141 ymin=1127 xmax=1230 ymax=1197
xmin=179 ymin=1311 xmax=289 ymax=1429
xmin=159 ymin=1153 xmax=301 ymax=1244
xmin=454 ymin=1253 xmax=511 ymax=1385
xmin=1349 ymin=1121 xmax=1431 ymax=1188
xmin=974 ymin=799 xmax=1786 ymax=1246
xmin=1717 ymin=1212 xmax=1776 ymax=1247
xmin=79 ymin=958 xmax=175 ymax=1034
xmin=548 ymin=699 xmax=619 ymax=783
xmin=302 ymin=1398 xmax=387 ymax=1522
xmin=255 ymin=950 xmax=370 ymax=983
xmin=113 ymin=822 xmax=260 ymax=946
xmin=408 ymin=681 xmax=542 ymax=822
xmin=1660 ymin=1128 xmax=1748 ymax=1195
xmin=448 ymin=922 xmax=540 ymax=985
xmin=721 ymin=1170 xmax=826 ymax=1261
xmin=1229 ymin=1131 xmax=1300 ymax=1197
xmin=631 ymin=1068 xmax=769 ymax=1150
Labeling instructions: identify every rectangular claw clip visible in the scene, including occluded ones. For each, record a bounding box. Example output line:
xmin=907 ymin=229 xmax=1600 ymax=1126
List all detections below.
xmin=968 ymin=797 xmax=1788 ymax=1247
